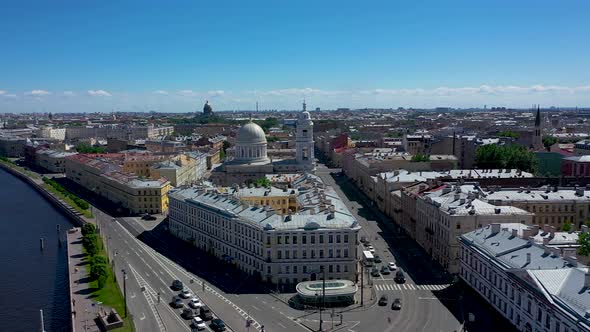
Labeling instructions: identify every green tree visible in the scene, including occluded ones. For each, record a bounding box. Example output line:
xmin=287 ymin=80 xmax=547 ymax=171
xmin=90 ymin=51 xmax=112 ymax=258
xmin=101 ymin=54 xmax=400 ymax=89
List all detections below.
xmin=497 ymin=131 xmax=520 ymax=139
xmin=562 ymin=221 xmax=572 ymax=232
xmin=411 ymin=153 xmax=430 ymax=162
xmin=90 ymin=261 xmax=108 ymax=282
xmin=83 ymin=233 xmax=98 ymax=256
xmin=81 ymin=223 xmax=96 ymax=236
xmin=475 ymin=144 xmax=538 ymax=173
xmin=254 ymin=177 xmax=272 ymax=188
xmin=578 ymin=232 xmax=590 ymax=256
xmin=75 ymin=143 xmax=106 ymax=154
xmin=542 ymin=136 xmax=558 ymax=150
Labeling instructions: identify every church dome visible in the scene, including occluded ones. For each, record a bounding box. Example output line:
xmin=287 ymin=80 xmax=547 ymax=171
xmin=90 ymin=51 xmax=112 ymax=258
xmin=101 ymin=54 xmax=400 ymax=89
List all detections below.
xmin=236 ymin=121 xmax=267 ymax=145
xmin=203 ymin=101 xmax=213 ymax=115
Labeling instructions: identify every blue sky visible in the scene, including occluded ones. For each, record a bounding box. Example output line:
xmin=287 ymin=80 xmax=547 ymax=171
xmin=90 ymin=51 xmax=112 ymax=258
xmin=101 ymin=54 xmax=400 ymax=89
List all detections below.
xmin=1 ymin=0 xmax=589 ymax=112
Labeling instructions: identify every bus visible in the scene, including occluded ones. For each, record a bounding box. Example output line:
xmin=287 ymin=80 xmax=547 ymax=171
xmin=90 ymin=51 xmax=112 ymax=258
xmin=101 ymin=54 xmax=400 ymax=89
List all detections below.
xmin=362 ymin=250 xmax=374 ymax=267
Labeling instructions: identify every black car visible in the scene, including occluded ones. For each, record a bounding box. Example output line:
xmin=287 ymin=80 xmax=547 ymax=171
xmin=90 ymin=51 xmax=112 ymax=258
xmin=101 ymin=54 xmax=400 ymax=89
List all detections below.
xmin=381 ymin=266 xmax=390 ymax=275
xmin=392 ymin=298 xmax=402 ymax=310
xmin=394 ymin=270 xmax=406 ymax=283
xmin=171 ymin=296 xmax=183 ymax=308
xmin=374 ymin=255 xmax=382 ymax=263
xmin=171 ymin=279 xmax=184 ymax=291
xmin=200 ymin=305 xmax=213 ymax=321
xmin=210 ymin=318 xmax=226 ymax=331
xmin=378 ymin=295 xmax=388 ymax=306
xmin=142 ymin=214 xmax=157 ymax=220
xmin=371 ymin=268 xmax=380 ymax=277
xmin=182 ymin=308 xmax=196 ymax=319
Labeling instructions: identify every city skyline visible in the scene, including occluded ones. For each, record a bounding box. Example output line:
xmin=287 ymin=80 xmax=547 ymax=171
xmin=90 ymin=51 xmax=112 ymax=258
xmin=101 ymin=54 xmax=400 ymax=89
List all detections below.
xmin=2 ymin=0 xmax=590 ymax=112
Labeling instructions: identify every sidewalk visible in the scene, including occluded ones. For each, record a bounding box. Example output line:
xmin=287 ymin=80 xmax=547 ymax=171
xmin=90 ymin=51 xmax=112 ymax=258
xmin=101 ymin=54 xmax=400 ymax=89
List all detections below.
xmin=67 ymin=228 xmax=102 ymax=332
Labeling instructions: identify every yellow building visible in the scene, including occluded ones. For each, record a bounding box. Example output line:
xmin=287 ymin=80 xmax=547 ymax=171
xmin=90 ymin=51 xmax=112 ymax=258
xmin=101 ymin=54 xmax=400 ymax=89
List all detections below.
xmin=224 ymin=186 xmax=299 ymax=214
xmin=65 ymin=154 xmax=171 ymax=215
xmin=150 ymin=154 xmax=198 ymax=187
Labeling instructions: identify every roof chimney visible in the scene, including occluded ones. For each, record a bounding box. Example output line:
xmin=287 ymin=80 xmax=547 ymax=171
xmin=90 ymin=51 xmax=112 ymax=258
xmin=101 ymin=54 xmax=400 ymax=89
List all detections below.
xmin=549 ymin=226 xmax=555 ymax=238
xmin=494 ymin=208 xmax=501 ymax=214
xmin=542 ymin=237 xmax=550 ymax=246
xmin=491 ymin=223 xmax=501 ymax=234
xmin=532 ymin=225 xmax=539 ymax=235
xmin=543 ymin=224 xmax=550 ymax=234
xmin=582 ymin=225 xmax=589 ymax=234
xmin=511 ymin=229 xmax=518 ymax=238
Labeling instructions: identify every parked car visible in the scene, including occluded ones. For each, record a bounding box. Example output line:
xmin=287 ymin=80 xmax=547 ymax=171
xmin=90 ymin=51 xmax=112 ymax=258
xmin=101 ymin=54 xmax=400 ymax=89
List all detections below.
xmin=394 ymin=270 xmax=406 ymax=283
xmin=374 ymin=255 xmax=382 ymax=263
xmin=371 ymin=267 xmax=380 ymax=277
xmin=378 ymin=295 xmax=388 ymax=306
xmin=381 ymin=265 xmax=390 ymax=275
xmin=388 ymin=262 xmax=397 ymax=271
xmin=171 ymin=279 xmax=183 ymax=291
xmin=180 ymin=288 xmax=192 ymax=298
xmin=200 ymin=305 xmax=213 ymax=321
xmin=368 ymin=246 xmax=375 ymax=254
xmin=392 ymin=298 xmax=402 ymax=310
xmin=192 ymin=317 xmax=207 ymax=330
xmin=142 ymin=214 xmax=157 ymax=220
xmin=182 ymin=307 xmax=196 ymax=319
xmin=189 ymin=297 xmax=203 ymax=309
xmin=171 ymin=296 xmax=183 ymax=308
xmin=210 ymin=318 xmax=226 ymax=331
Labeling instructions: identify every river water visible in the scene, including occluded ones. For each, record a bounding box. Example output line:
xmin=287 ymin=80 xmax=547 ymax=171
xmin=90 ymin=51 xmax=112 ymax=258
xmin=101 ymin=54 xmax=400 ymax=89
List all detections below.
xmin=0 ymin=168 xmax=73 ymax=332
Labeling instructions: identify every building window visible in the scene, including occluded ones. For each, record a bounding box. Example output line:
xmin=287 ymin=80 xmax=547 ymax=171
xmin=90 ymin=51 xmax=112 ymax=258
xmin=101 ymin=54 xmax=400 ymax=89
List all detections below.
xmin=319 ymin=235 xmax=324 ymax=243
xmin=336 ymin=235 xmax=341 ymax=243
xmin=277 ymin=236 xmax=282 ymax=244
xmin=329 ymin=249 xmax=333 ymax=258
xmin=319 ymin=250 xmax=324 ymax=258
xmin=344 ymin=249 xmax=349 ymax=258
xmin=293 ymin=250 xmax=297 ymax=259
xmin=293 ymin=236 xmax=297 ymax=244
xmin=293 ymin=266 xmax=298 ymax=273
xmin=277 ymin=251 xmax=282 ymax=259
xmin=311 ymin=235 xmax=316 ymax=244
xmin=329 ymin=235 xmax=333 ymax=243
xmin=344 ymin=234 xmax=349 ymax=243
xmin=302 ymin=236 xmax=307 ymax=244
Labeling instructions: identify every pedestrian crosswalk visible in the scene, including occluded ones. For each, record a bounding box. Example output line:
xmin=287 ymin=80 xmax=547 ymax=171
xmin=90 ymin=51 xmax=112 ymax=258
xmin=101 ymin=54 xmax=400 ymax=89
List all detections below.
xmin=374 ymin=283 xmax=450 ymax=291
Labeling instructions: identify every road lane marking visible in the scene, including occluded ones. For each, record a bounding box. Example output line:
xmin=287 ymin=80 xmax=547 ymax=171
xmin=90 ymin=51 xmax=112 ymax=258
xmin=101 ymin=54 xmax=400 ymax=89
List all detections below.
xmin=251 ymin=305 xmax=261 ymax=311
xmin=140 ymin=313 xmax=146 ymax=320
xmin=278 ymin=322 xmax=287 ymax=328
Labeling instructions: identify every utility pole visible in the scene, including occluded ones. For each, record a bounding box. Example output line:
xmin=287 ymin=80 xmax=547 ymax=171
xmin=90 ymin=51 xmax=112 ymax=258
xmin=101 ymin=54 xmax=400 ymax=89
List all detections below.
xmin=360 ymin=262 xmax=364 ymax=306
xmin=318 ymin=265 xmax=325 ymax=332
xmin=40 ymin=309 xmax=46 ymax=332
xmin=121 ymin=269 xmax=127 ymax=317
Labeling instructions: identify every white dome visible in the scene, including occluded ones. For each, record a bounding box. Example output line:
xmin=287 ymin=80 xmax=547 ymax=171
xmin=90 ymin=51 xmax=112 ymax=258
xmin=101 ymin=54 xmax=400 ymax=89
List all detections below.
xmin=237 ymin=122 xmax=267 ymax=145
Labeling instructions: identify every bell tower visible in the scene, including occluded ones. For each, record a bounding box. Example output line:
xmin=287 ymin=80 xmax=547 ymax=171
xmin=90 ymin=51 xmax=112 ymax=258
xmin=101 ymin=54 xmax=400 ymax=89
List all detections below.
xmin=296 ymin=101 xmax=315 ymax=172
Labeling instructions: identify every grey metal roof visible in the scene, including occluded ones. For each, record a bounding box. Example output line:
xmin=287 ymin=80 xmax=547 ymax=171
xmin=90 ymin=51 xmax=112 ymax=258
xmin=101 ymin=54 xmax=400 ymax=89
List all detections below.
xmin=461 ymin=225 xmax=572 ymax=270
xmin=170 ymin=174 xmax=359 ymax=232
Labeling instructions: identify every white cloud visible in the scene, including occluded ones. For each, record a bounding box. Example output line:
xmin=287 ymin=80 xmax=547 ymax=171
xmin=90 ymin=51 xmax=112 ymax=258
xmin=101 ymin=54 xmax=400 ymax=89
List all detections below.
xmin=0 ymin=90 xmax=5 ymax=95
xmin=87 ymin=89 xmax=112 ymax=97
xmin=27 ymin=89 xmax=51 ymax=96
xmin=63 ymin=91 xmax=75 ymax=96
xmin=153 ymin=90 xmax=169 ymax=95
xmin=177 ymin=90 xmax=200 ymax=97
xmin=207 ymin=90 xmax=225 ymax=97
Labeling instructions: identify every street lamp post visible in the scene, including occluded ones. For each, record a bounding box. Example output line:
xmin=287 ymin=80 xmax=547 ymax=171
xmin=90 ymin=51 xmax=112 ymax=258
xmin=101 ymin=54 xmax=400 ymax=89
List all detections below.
xmin=121 ymin=269 xmax=127 ymax=317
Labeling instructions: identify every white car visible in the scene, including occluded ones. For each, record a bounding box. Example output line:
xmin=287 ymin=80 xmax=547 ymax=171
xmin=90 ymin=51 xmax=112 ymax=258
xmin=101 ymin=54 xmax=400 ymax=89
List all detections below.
xmin=192 ymin=316 xmax=207 ymax=330
xmin=388 ymin=262 xmax=397 ymax=271
xmin=188 ymin=297 xmax=202 ymax=309
xmin=180 ymin=288 xmax=192 ymax=299
xmin=368 ymin=246 xmax=375 ymax=254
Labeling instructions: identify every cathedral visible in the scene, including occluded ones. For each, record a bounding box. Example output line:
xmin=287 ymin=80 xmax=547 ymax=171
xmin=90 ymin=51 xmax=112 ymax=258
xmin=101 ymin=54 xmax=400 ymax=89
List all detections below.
xmin=210 ymin=102 xmax=315 ymax=186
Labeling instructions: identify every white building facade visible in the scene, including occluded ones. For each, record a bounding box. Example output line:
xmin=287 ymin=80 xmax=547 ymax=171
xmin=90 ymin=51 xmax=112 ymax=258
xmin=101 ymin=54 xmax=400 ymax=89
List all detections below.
xmin=460 ymin=224 xmax=590 ymax=332
xmin=168 ymin=175 xmax=361 ymax=286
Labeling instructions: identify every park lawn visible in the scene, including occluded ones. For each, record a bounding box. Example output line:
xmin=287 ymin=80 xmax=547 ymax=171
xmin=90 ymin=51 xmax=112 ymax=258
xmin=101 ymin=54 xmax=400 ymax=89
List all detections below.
xmin=88 ymin=236 xmax=135 ymax=332
xmin=43 ymin=183 xmax=93 ymax=218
